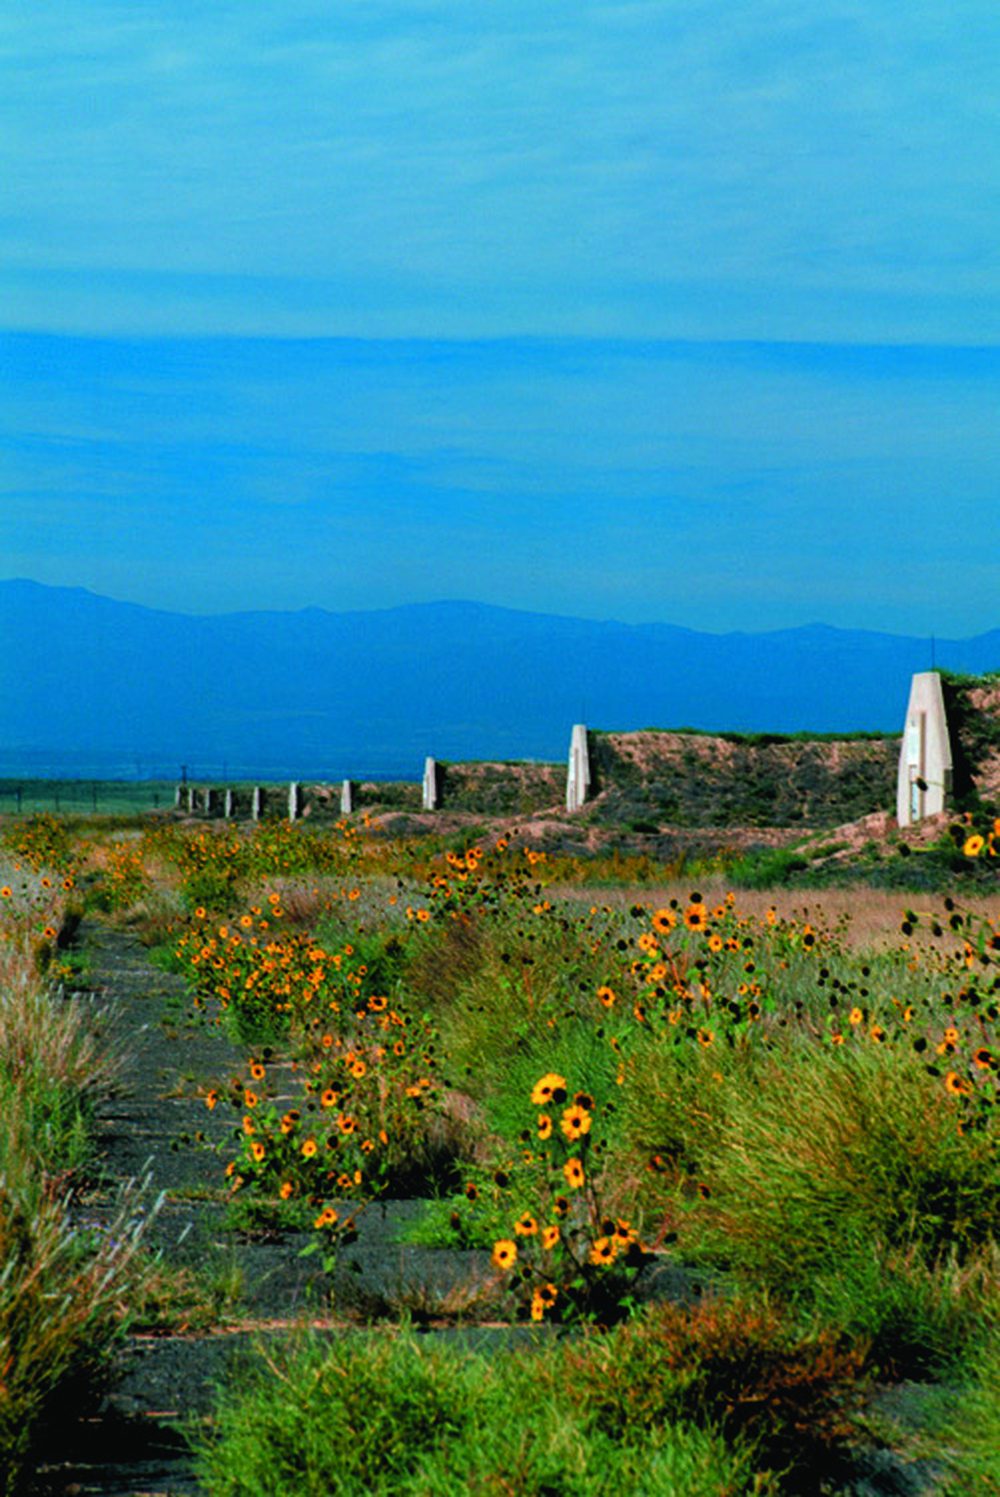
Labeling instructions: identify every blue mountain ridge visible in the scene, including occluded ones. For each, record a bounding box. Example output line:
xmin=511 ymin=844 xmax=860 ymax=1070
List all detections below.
xmin=2 ymin=580 xmax=999 ymax=781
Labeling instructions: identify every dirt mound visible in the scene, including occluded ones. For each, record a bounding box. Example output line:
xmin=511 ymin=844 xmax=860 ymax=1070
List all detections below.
xmin=587 ymin=730 xmax=899 ymax=830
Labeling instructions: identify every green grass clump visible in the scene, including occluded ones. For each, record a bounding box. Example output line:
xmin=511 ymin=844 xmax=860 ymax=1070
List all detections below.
xmin=726 ymin=847 xmax=811 ymax=888
xmin=193 ymin=1323 xmax=783 ymax=1496
xmin=669 ymin=1042 xmax=1000 ymax=1375
xmin=930 ymin=1324 xmax=1000 ymax=1493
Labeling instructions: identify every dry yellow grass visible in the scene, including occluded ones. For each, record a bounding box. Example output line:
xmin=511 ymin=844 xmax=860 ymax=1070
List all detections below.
xmin=554 ymin=879 xmax=1000 ymax=954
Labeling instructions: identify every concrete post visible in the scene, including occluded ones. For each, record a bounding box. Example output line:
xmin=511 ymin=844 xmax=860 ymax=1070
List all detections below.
xmin=223 ymin=788 xmax=234 ymax=819
xmin=174 ymin=784 xmax=184 ymax=808
xmin=187 ymin=785 xmax=198 ymax=814
xmin=341 ymin=779 xmax=353 ymax=815
xmin=566 ymin=724 xmax=591 ymax=813
xmin=422 ymin=757 xmax=437 ymax=811
xmin=202 ymin=787 xmax=217 ymax=816
xmin=288 ymin=782 xmax=300 ymax=821
xmin=252 ymin=786 xmax=263 ymax=822
xmin=897 ymin=672 xmax=953 ymax=827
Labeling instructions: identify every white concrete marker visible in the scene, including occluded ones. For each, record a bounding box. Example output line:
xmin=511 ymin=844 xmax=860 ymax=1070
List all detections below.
xmin=566 ymin=724 xmax=591 ymax=813
xmin=422 ymin=757 xmax=437 ymax=811
xmin=897 ymin=672 xmax=952 ymax=827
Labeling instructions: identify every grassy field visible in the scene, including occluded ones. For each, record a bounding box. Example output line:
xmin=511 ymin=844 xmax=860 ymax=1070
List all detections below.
xmin=2 ymin=807 xmax=999 ymax=1494
xmin=0 ymin=778 xmax=178 ymax=815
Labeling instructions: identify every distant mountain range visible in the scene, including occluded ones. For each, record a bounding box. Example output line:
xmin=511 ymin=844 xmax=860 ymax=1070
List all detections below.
xmin=2 ymin=580 xmax=999 ymax=781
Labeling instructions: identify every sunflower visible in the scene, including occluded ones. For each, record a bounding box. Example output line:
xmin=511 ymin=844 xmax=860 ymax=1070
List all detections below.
xmin=249 ymin=1061 xmax=266 ymax=1081
xmin=530 ymin=1283 xmax=559 ymax=1321
xmin=531 ymin=1073 xmax=568 ymax=1106
xmin=301 ymin=1138 xmax=318 ymax=1158
xmin=945 ymin=1071 xmax=972 ymax=1096
xmin=560 ymin=1105 xmax=592 ymax=1142
xmin=637 ymin=932 xmax=659 ymax=954
xmin=314 ymin=1207 xmax=339 ymax=1229
xmin=514 ymin=1212 xmax=538 ymax=1236
xmin=589 ymin=1237 xmax=617 ymax=1266
xmin=563 ymin=1158 xmax=585 ymax=1190
xmin=707 ymin=933 xmax=724 ymax=953
xmin=964 ymin=834 xmax=985 ymax=857
xmin=651 ymin=908 xmax=676 ymax=934
xmin=537 ymin=1113 xmax=553 ymax=1140
xmin=492 ymin=1239 xmax=518 ymax=1271
xmin=684 ymin=903 xmax=708 ymax=932
xmin=250 ymin=1141 xmax=265 ymax=1163
xmin=541 ymin=1225 xmax=560 ymax=1250
xmin=279 ymin=1181 xmax=294 ymax=1200
xmin=597 ymin=985 xmax=617 ymax=1008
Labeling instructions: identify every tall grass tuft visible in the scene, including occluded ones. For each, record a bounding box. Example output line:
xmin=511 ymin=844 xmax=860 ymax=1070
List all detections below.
xmin=679 ymin=1041 xmax=1000 ymax=1372
xmin=0 ymin=1168 xmax=159 ymax=1496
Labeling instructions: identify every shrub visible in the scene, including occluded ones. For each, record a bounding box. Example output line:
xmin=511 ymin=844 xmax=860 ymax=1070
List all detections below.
xmin=563 ymin=1295 xmax=866 ymax=1487
xmin=681 ymin=1042 xmax=1000 ymax=1373
xmin=727 ymin=847 xmax=810 ymax=888
xmin=193 ymin=1327 xmax=770 ymax=1496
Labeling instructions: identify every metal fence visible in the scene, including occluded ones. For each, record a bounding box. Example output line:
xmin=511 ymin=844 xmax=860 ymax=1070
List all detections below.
xmin=0 ymin=780 xmax=177 ymax=816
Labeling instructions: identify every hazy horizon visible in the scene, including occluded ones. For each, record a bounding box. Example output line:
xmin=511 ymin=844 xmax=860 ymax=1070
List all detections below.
xmin=4 ymin=573 xmax=1000 ymax=647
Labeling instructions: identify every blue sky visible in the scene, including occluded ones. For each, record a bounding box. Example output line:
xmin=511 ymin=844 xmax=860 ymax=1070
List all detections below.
xmin=2 ymin=2 xmax=999 ymax=634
